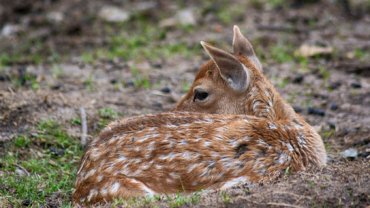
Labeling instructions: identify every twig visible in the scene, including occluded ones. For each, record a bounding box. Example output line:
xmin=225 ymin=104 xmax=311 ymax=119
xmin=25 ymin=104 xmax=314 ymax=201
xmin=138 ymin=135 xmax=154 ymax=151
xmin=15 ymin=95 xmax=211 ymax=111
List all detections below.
xmin=14 ymin=164 xmax=30 ymax=176
xmin=266 ymin=202 xmax=303 ymax=208
xmin=80 ymin=107 xmax=87 ymax=147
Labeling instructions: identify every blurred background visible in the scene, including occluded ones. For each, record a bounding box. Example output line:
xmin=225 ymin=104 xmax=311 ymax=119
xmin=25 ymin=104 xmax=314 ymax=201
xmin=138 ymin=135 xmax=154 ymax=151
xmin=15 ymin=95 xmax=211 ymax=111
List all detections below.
xmin=0 ymin=0 xmax=369 ymax=207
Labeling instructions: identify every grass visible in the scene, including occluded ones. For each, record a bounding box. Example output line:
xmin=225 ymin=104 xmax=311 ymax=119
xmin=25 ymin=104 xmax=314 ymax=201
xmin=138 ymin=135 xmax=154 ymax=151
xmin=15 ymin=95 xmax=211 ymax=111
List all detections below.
xmin=131 ymin=66 xmax=152 ymax=89
xmin=0 ymin=120 xmax=83 ymax=207
xmin=111 ymin=192 xmax=201 ymax=208
xmin=80 ymin=25 xmax=201 ymax=64
xmin=98 ymin=107 xmax=120 ymax=129
xmin=10 ymin=70 xmax=40 ymax=90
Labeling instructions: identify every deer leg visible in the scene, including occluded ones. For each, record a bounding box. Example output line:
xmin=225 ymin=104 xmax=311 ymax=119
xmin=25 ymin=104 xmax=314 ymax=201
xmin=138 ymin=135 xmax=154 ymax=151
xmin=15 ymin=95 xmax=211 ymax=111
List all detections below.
xmin=73 ymin=174 xmax=155 ymax=205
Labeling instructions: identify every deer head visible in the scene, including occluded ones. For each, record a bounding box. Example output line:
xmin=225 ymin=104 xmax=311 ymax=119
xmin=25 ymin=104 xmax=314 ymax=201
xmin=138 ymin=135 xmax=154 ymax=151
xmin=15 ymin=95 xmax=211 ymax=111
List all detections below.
xmin=175 ymin=26 xmax=295 ymax=120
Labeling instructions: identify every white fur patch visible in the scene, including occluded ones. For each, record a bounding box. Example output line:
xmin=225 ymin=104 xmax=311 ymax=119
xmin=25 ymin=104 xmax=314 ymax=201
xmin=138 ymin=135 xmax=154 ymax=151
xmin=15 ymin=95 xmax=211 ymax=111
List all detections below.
xmin=221 ymin=176 xmax=249 ymax=189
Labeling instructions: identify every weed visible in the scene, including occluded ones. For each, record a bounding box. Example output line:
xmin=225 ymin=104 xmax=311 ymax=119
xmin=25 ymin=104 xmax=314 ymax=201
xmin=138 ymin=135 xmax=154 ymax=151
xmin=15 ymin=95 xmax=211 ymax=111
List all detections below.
xmin=83 ymin=74 xmax=95 ymax=91
xmin=318 ymin=66 xmax=330 ymax=81
xmin=221 ymin=191 xmax=231 ymax=204
xmin=270 ymin=44 xmax=294 ymax=63
xmin=98 ymin=107 xmax=120 ymax=128
xmin=13 ymin=136 xmax=31 ymax=148
xmin=131 ymin=66 xmax=151 ymax=89
xmin=181 ymin=81 xmax=191 ymax=93
xmin=167 ymin=193 xmax=201 ymax=208
xmin=81 ymin=52 xmax=95 ymax=64
xmin=51 ymin=64 xmax=64 ymax=79
xmin=353 ymin=48 xmax=368 ymax=61
xmin=70 ymin=117 xmax=82 ymax=126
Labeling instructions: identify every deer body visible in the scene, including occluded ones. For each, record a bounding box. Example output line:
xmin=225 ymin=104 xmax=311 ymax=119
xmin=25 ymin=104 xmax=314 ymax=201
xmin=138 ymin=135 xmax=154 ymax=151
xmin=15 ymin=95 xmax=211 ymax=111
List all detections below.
xmin=73 ymin=26 xmax=326 ymax=205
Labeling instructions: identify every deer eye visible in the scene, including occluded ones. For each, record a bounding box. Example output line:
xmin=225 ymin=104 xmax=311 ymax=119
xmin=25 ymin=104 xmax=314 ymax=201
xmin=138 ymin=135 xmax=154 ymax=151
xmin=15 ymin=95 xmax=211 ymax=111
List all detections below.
xmin=193 ymin=89 xmax=209 ymax=102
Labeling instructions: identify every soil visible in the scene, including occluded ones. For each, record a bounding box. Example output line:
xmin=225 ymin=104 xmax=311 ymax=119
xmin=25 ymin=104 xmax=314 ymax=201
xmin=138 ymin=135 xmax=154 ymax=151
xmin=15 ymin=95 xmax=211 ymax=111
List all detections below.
xmin=0 ymin=0 xmax=369 ymax=207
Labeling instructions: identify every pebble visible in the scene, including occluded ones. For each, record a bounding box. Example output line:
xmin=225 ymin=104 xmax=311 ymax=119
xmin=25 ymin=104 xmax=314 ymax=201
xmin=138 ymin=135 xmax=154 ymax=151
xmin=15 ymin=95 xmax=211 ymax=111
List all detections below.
xmin=328 ymin=81 xmax=341 ymax=90
xmin=98 ymin=6 xmax=130 ymax=22
xmin=125 ymin=80 xmax=135 ymax=87
xmin=22 ymin=199 xmax=31 ymax=207
xmin=350 ymin=82 xmax=362 ymax=89
xmin=293 ymin=106 xmax=303 ymax=113
xmin=160 ymin=87 xmax=171 ymax=94
xmin=49 ymin=146 xmax=65 ymax=157
xmin=292 ymin=74 xmax=304 ymax=84
xmin=307 ymin=107 xmax=326 ymax=116
xmin=329 ymin=102 xmax=338 ymax=111
xmin=341 ymin=148 xmax=358 ymax=159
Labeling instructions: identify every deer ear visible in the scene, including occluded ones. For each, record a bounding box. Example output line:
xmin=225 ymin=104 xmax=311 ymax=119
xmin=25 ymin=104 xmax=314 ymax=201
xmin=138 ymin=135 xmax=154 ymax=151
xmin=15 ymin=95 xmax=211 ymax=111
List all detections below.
xmin=232 ymin=25 xmax=262 ymax=71
xmin=201 ymin=41 xmax=249 ymax=92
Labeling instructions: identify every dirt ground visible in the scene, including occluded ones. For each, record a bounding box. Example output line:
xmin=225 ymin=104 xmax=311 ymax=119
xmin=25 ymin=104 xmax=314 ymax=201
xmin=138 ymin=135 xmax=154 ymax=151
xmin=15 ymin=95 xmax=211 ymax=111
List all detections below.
xmin=0 ymin=0 xmax=369 ymax=207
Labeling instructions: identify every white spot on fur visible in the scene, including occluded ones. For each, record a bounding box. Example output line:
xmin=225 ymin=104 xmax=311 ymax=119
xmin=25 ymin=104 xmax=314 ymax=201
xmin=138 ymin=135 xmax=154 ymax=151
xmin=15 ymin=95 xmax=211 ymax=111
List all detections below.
xmin=221 ymin=176 xmax=249 ymax=189
xmin=268 ymin=122 xmax=277 ymax=130
xmin=204 ymin=141 xmax=212 ymax=147
xmin=286 ymin=143 xmax=294 ymax=152
xmin=87 ymin=189 xmax=98 ymax=201
xmin=97 ymin=175 xmax=103 ymax=182
xmin=139 ymin=183 xmax=155 ymax=196
xmin=297 ymin=134 xmax=306 ymax=146
xmin=83 ymin=169 xmax=96 ymax=180
xmin=110 ymin=182 xmax=120 ymax=194
xmin=169 ymin=172 xmax=180 ymax=179
xmin=277 ymin=153 xmax=290 ymax=164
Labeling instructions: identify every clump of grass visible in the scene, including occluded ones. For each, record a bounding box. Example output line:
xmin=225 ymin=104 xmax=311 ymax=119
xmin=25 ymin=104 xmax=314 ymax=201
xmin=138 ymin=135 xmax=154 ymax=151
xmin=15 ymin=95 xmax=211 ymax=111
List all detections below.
xmin=131 ymin=66 xmax=151 ymax=89
xmin=0 ymin=119 xmax=83 ymax=207
xmin=166 ymin=193 xmax=201 ymax=208
xmin=220 ymin=191 xmax=231 ymax=204
xmin=98 ymin=107 xmax=120 ymax=128
xmin=270 ymin=44 xmax=294 ymax=63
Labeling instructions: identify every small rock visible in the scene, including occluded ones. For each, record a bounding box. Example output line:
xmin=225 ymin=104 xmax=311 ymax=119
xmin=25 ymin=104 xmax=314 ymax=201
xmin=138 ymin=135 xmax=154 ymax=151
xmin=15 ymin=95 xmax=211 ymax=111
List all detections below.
xmin=51 ymin=84 xmax=62 ymax=90
xmin=341 ymin=148 xmax=358 ymax=159
xmin=22 ymin=199 xmax=31 ymax=207
xmin=49 ymin=147 xmax=65 ymax=157
xmin=293 ymin=106 xmax=303 ymax=113
xmin=99 ymin=6 xmax=130 ymax=22
xmin=350 ymin=82 xmax=362 ymax=89
xmin=1 ymin=24 xmax=21 ymax=37
xmin=134 ymin=2 xmax=156 ymax=12
xmin=125 ymin=80 xmax=135 ymax=87
xmin=327 ymin=121 xmax=336 ymax=129
xmin=161 ymin=8 xmax=197 ymax=27
xmin=176 ymin=9 xmax=196 ymax=26
xmin=329 ymin=102 xmax=338 ymax=111
xmin=292 ymin=74 xmax=304 ymax=84
xmin=152 ymin=102 xmax=163 ymax=109
xmin=307 ymin=107 xmax=325 ymax=116
xmin=160 ymin=87 xmax=171 ymax=94
xmin=47 ymin=11 xmax=64 ymax=23
xmin=15 ymin=168 xmax=27 ymax=176
xmin=328 ymin=81 xmax=341 ymax=90
xmin=151 ymin=62 xmax=162 ymax=68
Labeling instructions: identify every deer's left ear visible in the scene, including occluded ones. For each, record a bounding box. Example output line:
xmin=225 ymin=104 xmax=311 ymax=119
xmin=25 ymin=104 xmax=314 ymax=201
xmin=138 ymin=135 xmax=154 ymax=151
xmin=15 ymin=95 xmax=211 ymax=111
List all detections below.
xmin=201 ymin=41 xmax=249 ymax=92
xmin=232 ymin=25 xmax=262 ymax=71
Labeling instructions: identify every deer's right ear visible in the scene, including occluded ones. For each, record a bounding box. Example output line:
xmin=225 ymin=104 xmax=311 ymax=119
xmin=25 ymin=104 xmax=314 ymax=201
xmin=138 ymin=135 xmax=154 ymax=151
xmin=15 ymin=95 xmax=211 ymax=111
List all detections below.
xmin=201 ymin=41 xmax=249 ymax=92
xmin=232 ymin=25 xmax=262 ymax=71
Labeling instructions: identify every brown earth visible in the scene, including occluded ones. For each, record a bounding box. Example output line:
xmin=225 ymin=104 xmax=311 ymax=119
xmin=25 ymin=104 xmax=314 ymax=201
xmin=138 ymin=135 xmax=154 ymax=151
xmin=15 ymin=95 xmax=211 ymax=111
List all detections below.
xmin=0 ymin=0 xmax=369 ymax=207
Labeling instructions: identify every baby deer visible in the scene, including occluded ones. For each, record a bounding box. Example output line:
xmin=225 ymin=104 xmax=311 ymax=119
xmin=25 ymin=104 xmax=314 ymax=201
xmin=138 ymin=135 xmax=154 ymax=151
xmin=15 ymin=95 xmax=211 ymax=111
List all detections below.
xmin=73 ymin=26 xmax=327 ymax=205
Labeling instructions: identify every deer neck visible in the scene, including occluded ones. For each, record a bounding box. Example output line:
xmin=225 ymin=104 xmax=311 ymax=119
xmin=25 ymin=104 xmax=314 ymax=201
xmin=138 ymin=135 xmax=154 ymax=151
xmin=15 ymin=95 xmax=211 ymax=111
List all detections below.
xmin=244 ymin=76 xmax=297 ymax=122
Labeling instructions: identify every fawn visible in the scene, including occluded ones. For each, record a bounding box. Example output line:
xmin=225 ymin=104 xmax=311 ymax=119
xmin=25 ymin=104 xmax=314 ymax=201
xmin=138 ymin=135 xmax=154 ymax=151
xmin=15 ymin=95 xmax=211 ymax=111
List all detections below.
xmin=72 ymin=26 xmax=327 ymax=205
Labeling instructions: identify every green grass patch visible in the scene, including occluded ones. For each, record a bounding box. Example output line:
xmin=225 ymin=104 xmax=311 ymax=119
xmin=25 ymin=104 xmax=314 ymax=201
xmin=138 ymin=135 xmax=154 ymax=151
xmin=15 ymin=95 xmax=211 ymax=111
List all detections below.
xmin=79 ymin=24 xmax=201 ymax=63
xmin=0 ymin=119 xmax=83 ymax=207
xmin=98 ymin=107 xmax=120 ymax=129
